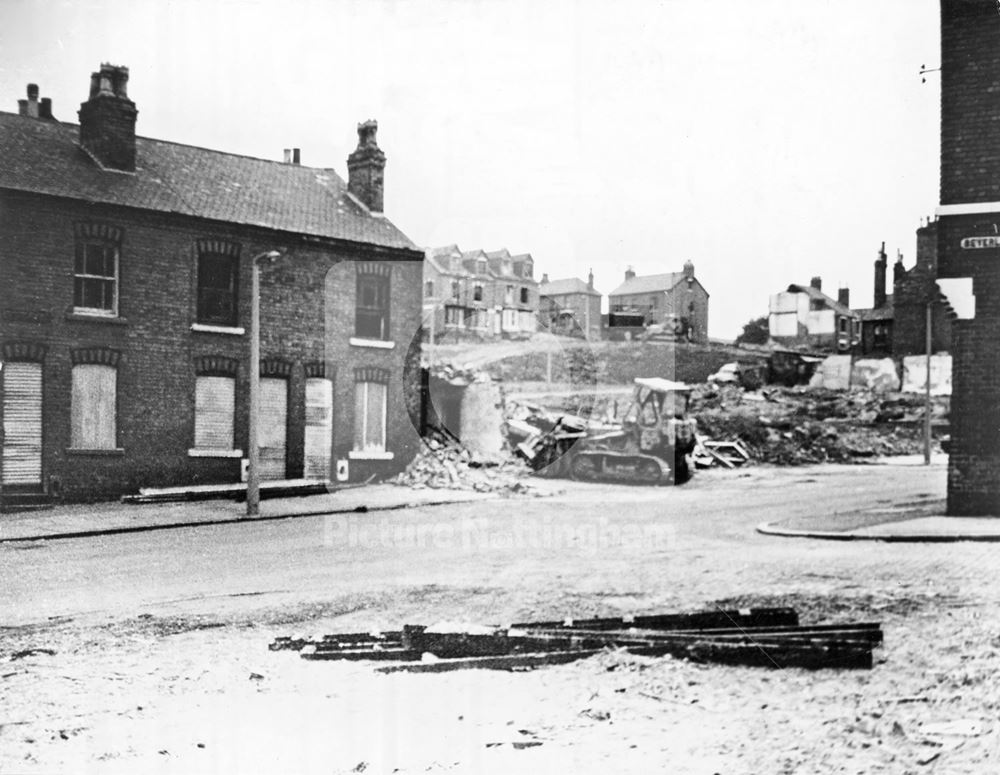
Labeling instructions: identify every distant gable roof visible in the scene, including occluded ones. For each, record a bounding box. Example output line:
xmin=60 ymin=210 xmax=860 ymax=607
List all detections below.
xmin=787 ymin=284 xmax=856 ymax=317
xmin=0 ymin=112 xmax=416 ymax=250
xmin=540 ymin=277 xmax=599 ymax=296
xmin=609 ymin=272 xmax=685 ymax=296
xmin=854 ymin=295 xmax=894 ymax=322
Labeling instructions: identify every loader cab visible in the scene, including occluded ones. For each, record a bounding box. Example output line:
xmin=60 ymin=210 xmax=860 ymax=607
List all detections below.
xmin=623 ymin=379 xmax=692 ymax=427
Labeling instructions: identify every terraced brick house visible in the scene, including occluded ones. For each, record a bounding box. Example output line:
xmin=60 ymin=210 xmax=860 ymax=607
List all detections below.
xmin=422 ymin=245 xmax=538 ymax=340
xmin=0 ymin=64 xmax=424 ymax=506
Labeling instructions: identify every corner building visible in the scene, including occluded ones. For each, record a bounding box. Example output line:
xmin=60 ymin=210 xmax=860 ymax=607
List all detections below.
xmin=0 ymin=65 xmax=424 ymax=504
xmin=937 ymin=1 xmax=1000 ymax=514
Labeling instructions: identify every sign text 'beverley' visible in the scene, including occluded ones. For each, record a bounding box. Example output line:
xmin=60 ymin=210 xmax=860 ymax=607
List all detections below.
xmin=960 ymin=236 xmax=1000 ymax=249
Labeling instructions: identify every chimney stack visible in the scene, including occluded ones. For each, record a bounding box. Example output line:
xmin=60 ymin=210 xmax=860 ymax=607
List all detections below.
xmin=893 ymin=251 xmax=905 ymax=286
xmin=874 ymin=241 xmax=887 ymax=309
xmin=810 ymin=276 xmax=822 ymax=291
xmin=78 ymin=63 xmax=138 ymax=172
xmin=588 ymin=268 xmax=594 ymax=289
xmin=541 ymin=272 xmax=549 ymax=284
xmin=625 ymin=266 xmax=636 ymax=281
xmin=18 ymin=83 xmax=54 ymax=119
xmin=347 ymin=120 xmax=386 ymax=213
xmin=838 ymin=287 xmax=850 ymax=307
xmin=683 ymin=260 xmax=694 ymax=280
xmin=292 ymin=148 xmax=300 ymax=165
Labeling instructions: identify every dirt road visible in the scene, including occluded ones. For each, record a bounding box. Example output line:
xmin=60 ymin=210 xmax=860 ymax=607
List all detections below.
xmin=3 ymin=462 xmax=997 ymax=773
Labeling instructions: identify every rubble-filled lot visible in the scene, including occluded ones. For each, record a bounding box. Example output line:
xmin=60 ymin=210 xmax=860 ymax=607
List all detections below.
xmin=3 ymin=463 xmax=998 ymax=773
xmin=534 ymin=383 xmax=948 ymax=466
xmin=690 ymin=384 xmax=948 ymax=464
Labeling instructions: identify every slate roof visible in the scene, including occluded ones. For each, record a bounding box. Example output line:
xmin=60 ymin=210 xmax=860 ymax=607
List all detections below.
xmin=854 ymin=296 xmax=894 ymax=322
xmin=787 ymin=284 xmax=856 ymax=318
xmin=0 ymin=111 xmax=417 ymax=250
xmin=540 ymin=277 xmax=599 ymax=296
xmin=609 ymin=272 xmax=686 ymax=296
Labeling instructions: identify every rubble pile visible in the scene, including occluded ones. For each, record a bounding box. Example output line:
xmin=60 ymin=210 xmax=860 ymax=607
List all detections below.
xmin=391 ymin=427 xmax=537 ymax=495
xmin=690 ymin=384 xmax=949 ymax=465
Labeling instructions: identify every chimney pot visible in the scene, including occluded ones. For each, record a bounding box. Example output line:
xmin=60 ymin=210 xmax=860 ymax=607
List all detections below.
xmin=810 ymin=276 xmax=822 ymax=291
xmin=283 ymin=148 xmax=292 ymax=163
xmin=292 ymin=148 xmax=300 ymax=165
xmin=22 ymin=83 xmax=40 ymax=118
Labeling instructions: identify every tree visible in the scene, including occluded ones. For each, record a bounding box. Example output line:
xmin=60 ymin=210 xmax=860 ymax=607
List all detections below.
xmin=735 ymin=315 xmax=770 ymax=346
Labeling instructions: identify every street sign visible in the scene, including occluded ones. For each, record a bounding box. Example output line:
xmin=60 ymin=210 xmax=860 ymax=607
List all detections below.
xmin=960 ymin=236 xmax=1000 ymax=249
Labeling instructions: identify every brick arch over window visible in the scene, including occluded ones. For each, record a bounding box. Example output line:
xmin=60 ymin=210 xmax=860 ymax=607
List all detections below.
xmin=194 ymin=355 xmax=239 ymax=377
xmin=354 ymin=366 xmax=389 ymax=384
xmin=2 ymin=342 xmax=47 ymax=363
xmin=357 ymin=261 xmax=391 ymax=277
xmin=260 ymin=358 xmax=292 ymax=378
xmin=304 ymin=361 xmax=334 ymax=380
xmin=74 ymin=222 xmax=123 ymax=245
xmin=70 ymin=347 xmax=121 ymax=368
xmin=195 ymin=239 xmax=241 ymax=258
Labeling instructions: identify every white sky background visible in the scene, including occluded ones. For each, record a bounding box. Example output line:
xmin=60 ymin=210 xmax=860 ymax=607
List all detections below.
xmin=0 ymin=0 xmax=941 ymax=339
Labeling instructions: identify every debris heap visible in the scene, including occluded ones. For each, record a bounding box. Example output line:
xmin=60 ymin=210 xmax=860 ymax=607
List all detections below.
xmin=391 ymin=427 xmax=536 ymax=495
xmin=690 ymin=384 xmax=949 ymax=465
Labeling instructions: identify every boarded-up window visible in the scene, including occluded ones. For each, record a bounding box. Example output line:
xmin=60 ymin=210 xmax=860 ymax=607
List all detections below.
xmin=194 ymin=375 xmax=235 ymax=450
xmin=353 ymin=382 xmax=387 ymax=452
xmin=304 ymin=378 xmax=333 ymax=479
xmin=71 ymin=364 xmax=116 ymax=449
xmin=2 ymin=361 xmax=43 ymax=485
xmin=258 ymin=378 xmax=288 ymax=480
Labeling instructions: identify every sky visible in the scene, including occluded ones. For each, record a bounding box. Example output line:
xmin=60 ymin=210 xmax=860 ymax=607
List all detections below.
xmin=0 ymin=0 xmax=942 ymax=339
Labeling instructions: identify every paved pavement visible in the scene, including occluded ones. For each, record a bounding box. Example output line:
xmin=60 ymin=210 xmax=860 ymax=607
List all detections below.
xmin=2 ymin=455 xmax=997 ymax=543
xmin=755 ymin=455 xmax=1000 ymax=541
xmin=0 ymin=483 xmax=512 ymax=543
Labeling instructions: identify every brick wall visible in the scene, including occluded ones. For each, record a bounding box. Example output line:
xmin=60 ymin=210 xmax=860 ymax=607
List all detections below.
xmin=0 ymin=190 xmax=423 ymax=501
xmin=940 ymin=0 xmax=1000 ymax=205
xmin=938 ymin=0 xmax=1000 ymax=514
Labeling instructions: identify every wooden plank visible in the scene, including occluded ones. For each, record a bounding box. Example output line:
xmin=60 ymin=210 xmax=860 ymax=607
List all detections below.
xmin=376 ymin=649 xmax=604 ymax=674
xmin=302 ymin=647 xmax=420 ymax=662
xmin=511 ymin=607 xmax=799 ymax=632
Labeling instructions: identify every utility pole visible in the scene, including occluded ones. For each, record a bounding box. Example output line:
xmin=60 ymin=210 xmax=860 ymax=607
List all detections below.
xmin=924 ymin=301 xmax=933 ymax=465
xmin=247 ymin=250 xmax=281 ymax=517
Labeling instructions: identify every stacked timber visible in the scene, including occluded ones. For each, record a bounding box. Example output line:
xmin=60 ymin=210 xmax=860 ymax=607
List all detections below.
xmin=270 ymin=607 xmax=883 ymax=672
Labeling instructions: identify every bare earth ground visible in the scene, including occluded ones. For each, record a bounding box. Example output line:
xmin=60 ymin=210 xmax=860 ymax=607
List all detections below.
xmin=2 ymin=463 xmax=1000 ymax=774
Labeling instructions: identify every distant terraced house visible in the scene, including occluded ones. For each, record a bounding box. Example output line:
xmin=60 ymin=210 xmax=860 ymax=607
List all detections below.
xmin=423 ymin=245 xmax=538 ymax=340
xmin=0 ymin=64 xmax=425 ymax=506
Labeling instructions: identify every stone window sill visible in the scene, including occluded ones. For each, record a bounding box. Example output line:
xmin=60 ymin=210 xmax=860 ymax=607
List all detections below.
xmin=349 ymin=338 xmax=396 ymax=350
xmin=66 ymin=447 xmax=125 ymax=456
xmin=348 ymin=450 xmax=394 ymax=461
xmin=188 ymin=448 xmax=244 ymax=458
xmin=66 ymin=312 xmax=128 ymax=326
xmin=191 ymin=323 xmax=246 ymax=336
